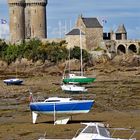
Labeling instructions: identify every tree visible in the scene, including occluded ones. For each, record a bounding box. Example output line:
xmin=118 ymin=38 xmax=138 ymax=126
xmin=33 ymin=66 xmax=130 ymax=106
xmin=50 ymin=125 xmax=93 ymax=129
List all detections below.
xmin=5 ymin=44 xmax=18 ymax=64
xmin=43 ymin=41 xmax=68 ymax=63
xmin=0 ymin=39 xmax=8 ymax=60
xmin=23 ymin=38 xmax=42 ymax=61
xmin=70 ymin=46 xmax=90 ymax=63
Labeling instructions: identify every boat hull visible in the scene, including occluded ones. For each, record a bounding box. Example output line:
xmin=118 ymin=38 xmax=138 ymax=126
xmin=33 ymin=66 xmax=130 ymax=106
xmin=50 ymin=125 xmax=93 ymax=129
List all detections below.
xmin=63 ymin=77 xmax=96 ymax=84
xmin=30 ymin=100 xmax=94 ymax=114
xmin=3 ymin=79 xmax=23 ymax=85
xmin=61 ymin=84 xmax=87 ymax=92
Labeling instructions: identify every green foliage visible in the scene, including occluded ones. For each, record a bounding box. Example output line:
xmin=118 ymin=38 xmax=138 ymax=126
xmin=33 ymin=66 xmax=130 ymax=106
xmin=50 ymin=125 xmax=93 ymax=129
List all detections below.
xmin=94 ymin=46 xmax=104 ymax=51
xmin=70 ymin=46 xmax=90 ymax=62
xmin=0 ymin=39 xmax=8 ymax=59
xmin=40 ymin=41 xmax=68 ymax=63
xmin=0 ymin=39 xmax=91 ymax=64
xmin=23 ymin=38 xmax=42 ymax=61
xmin=70 ymin=46 xmax=81 ymax=60
xmin=4 ymin=44 xmax=18 ymax=64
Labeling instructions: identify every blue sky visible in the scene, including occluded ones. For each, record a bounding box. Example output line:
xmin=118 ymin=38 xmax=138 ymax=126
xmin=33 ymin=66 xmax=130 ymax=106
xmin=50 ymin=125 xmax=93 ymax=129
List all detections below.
xmin=0 ymin=0 xmax=140 ymax=40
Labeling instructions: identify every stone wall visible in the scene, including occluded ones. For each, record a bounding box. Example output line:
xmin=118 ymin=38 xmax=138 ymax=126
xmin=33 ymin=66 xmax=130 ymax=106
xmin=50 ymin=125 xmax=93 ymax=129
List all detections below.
xmin=65 ymin=35 xmax=86 ymax=49
xmin=85 ymin=28 xmax=103 ymax=51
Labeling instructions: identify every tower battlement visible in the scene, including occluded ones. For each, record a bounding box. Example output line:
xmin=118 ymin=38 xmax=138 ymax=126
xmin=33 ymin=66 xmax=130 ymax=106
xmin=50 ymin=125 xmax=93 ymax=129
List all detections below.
xmin=8 ymin=0 xmax=25 ymax=5
xmin=25 ymin=0 xmax=47 ymax=6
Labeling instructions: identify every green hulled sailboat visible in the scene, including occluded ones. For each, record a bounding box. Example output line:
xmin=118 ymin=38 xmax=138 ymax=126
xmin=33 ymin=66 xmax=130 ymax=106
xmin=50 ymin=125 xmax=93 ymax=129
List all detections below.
xmin=63 ymin=74 xmax=96 ymax=84
xmin=62 ymin=28 xmax=96 ymax=85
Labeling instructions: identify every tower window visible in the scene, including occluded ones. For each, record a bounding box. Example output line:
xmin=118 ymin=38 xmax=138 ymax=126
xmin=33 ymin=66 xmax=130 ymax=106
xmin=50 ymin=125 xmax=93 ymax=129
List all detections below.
xmin=13 ymin=10 xmax=14 ymax=14
xmin=35 ymin=9 xmax=36 ymax=13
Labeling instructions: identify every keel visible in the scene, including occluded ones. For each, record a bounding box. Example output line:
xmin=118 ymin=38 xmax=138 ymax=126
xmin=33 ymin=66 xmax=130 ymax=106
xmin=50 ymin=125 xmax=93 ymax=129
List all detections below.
xmin=32 ymin=111 xmax=38 ymax=124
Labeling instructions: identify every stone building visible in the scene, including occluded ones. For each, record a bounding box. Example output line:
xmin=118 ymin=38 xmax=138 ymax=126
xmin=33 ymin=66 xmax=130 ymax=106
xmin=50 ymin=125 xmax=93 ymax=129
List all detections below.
xmin=65 ymin=28 xmax=86 ymax=49
xmin=104 ymin=24 xmax=140 ymax=55
xmin=66 ymin=15 xmax=103 ymax=51
xmin=115 ymin=24 xmax=127 ymax=40
xmin=104 ymin=24 xmax=127 ymax=41
xmin=8 ymin=0 xmax=47 ymax=43
xmin=65 ymin=15 xmax=140 ymax=55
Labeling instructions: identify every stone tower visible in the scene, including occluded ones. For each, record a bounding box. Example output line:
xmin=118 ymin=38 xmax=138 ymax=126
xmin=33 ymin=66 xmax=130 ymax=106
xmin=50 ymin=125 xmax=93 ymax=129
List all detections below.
xmin=8 ymin=0 xmax=47 ymax=43
xmin=76 ymin=15 xmax=103 ymax=50
xmin=116 ymin=24 xmax=127 ymax=40
xmin=8 ymin=0 xmax=25 ymax=43
xmin=25 ymin=0 xmax=47 ymax=39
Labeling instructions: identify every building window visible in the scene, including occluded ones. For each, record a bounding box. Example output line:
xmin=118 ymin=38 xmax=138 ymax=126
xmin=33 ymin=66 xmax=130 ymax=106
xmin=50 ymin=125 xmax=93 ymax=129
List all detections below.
xmin=116 ymin=33 xmax=122 ymax=40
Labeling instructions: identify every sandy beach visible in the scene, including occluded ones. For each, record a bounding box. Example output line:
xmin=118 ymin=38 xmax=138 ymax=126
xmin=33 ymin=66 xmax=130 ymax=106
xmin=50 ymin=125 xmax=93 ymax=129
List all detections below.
xmin=0 ymin=63 xmax=140 ymax=140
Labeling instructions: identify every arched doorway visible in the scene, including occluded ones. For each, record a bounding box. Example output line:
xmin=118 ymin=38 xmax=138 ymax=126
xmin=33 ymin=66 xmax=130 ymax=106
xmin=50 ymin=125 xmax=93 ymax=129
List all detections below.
xmin=128 ymin=44 xmax=137 ymax=53
xmin=117 ymin=44 xmax=126 ymax=54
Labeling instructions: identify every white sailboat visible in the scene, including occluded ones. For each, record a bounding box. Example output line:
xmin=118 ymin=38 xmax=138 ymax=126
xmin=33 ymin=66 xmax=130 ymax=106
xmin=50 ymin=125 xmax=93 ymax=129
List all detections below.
xmin=3 ymin=63 xmax=23 ymax=85
xmin=61 ymin=84 xmax=87 ymax=93
xmin=3 ymin=78 xmax=23 ymax=85
xmin=62 ymin=28 xmax=96 ymax=85
xmin=29 ymin=92 xmax=94 ymax=124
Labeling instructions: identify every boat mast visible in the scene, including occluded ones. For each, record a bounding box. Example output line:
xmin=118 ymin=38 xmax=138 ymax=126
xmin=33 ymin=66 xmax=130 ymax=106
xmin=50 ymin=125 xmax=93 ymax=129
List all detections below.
xmin=68 ymin=48 xmax=71 ymax=74
xmin=80 ymin=28 xmax=83 ymax=76
xmin=16 ymin=62 xmax=17 ymax=78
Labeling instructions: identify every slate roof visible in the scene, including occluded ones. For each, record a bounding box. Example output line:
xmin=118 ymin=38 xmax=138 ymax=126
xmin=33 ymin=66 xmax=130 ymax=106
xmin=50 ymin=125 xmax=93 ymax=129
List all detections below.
xmin=66 ymin=28 xmax=85 ymax=35
xmin=82 ymin=18 xmax=102 ymax=28
xmin=116 ymin=24 xmax=127 ymax=33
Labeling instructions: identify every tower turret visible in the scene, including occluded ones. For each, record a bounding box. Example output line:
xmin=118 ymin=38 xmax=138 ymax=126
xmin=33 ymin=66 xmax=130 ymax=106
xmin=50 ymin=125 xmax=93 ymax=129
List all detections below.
xmin=25 ymin=0 xmax=47 ymax=39
xmin=116 ymin=24 xmax=127 ymax=40
xmin=8 ymin=0 xmax=25 ymax=43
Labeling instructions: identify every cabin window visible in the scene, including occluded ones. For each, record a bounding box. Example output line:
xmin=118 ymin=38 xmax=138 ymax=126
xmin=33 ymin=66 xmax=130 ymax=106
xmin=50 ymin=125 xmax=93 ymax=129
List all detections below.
xmin=45 ymin=100 xmax=60 ymax=102
xmin=98 ymin=126 xmax=110 ymax=137
xmin=82 ymin=126 xmax=97 ymax=134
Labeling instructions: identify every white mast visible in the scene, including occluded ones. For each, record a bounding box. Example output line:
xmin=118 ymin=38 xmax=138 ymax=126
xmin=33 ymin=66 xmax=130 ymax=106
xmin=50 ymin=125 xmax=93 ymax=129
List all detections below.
xmin=79 ymin=28 xmax=83 ymax=76
xmin=68 ymin=48 xmax=71 ymax=74
xmin=58 ymin=20 xmax=62 ymax=38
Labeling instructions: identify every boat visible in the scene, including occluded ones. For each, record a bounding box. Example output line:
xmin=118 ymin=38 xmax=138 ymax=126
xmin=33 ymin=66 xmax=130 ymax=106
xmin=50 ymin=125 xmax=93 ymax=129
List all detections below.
xmin=72 ymin=122 xmax=136 ymax=140
xmin=3 ymin=63 xmax=23 ymax=85
xmin=3 ymin=78 xmax=23 ymax=85
xmin=38 ymin=122 xmax=136 ymax=140
xmin=62 ymin=28 xmax=96 ymax=85
xmin=63 ymin=74 xmax=96 ymax=84
xmin=61 ymin=84 xmax=87 ymax=93
xmin=29 ymin=94 xmax=94 ymax=124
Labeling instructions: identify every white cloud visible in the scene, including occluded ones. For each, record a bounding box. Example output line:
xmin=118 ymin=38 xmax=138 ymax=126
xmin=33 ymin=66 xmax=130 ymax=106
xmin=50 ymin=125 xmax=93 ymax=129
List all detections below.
xmin=0 ymin=23 xmax=10 ymax=40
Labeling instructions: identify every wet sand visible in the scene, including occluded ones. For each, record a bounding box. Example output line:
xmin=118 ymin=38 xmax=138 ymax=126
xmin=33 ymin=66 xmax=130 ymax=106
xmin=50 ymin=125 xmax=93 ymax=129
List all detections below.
xmin=0 ymin=65 xmax=140 ymax=140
